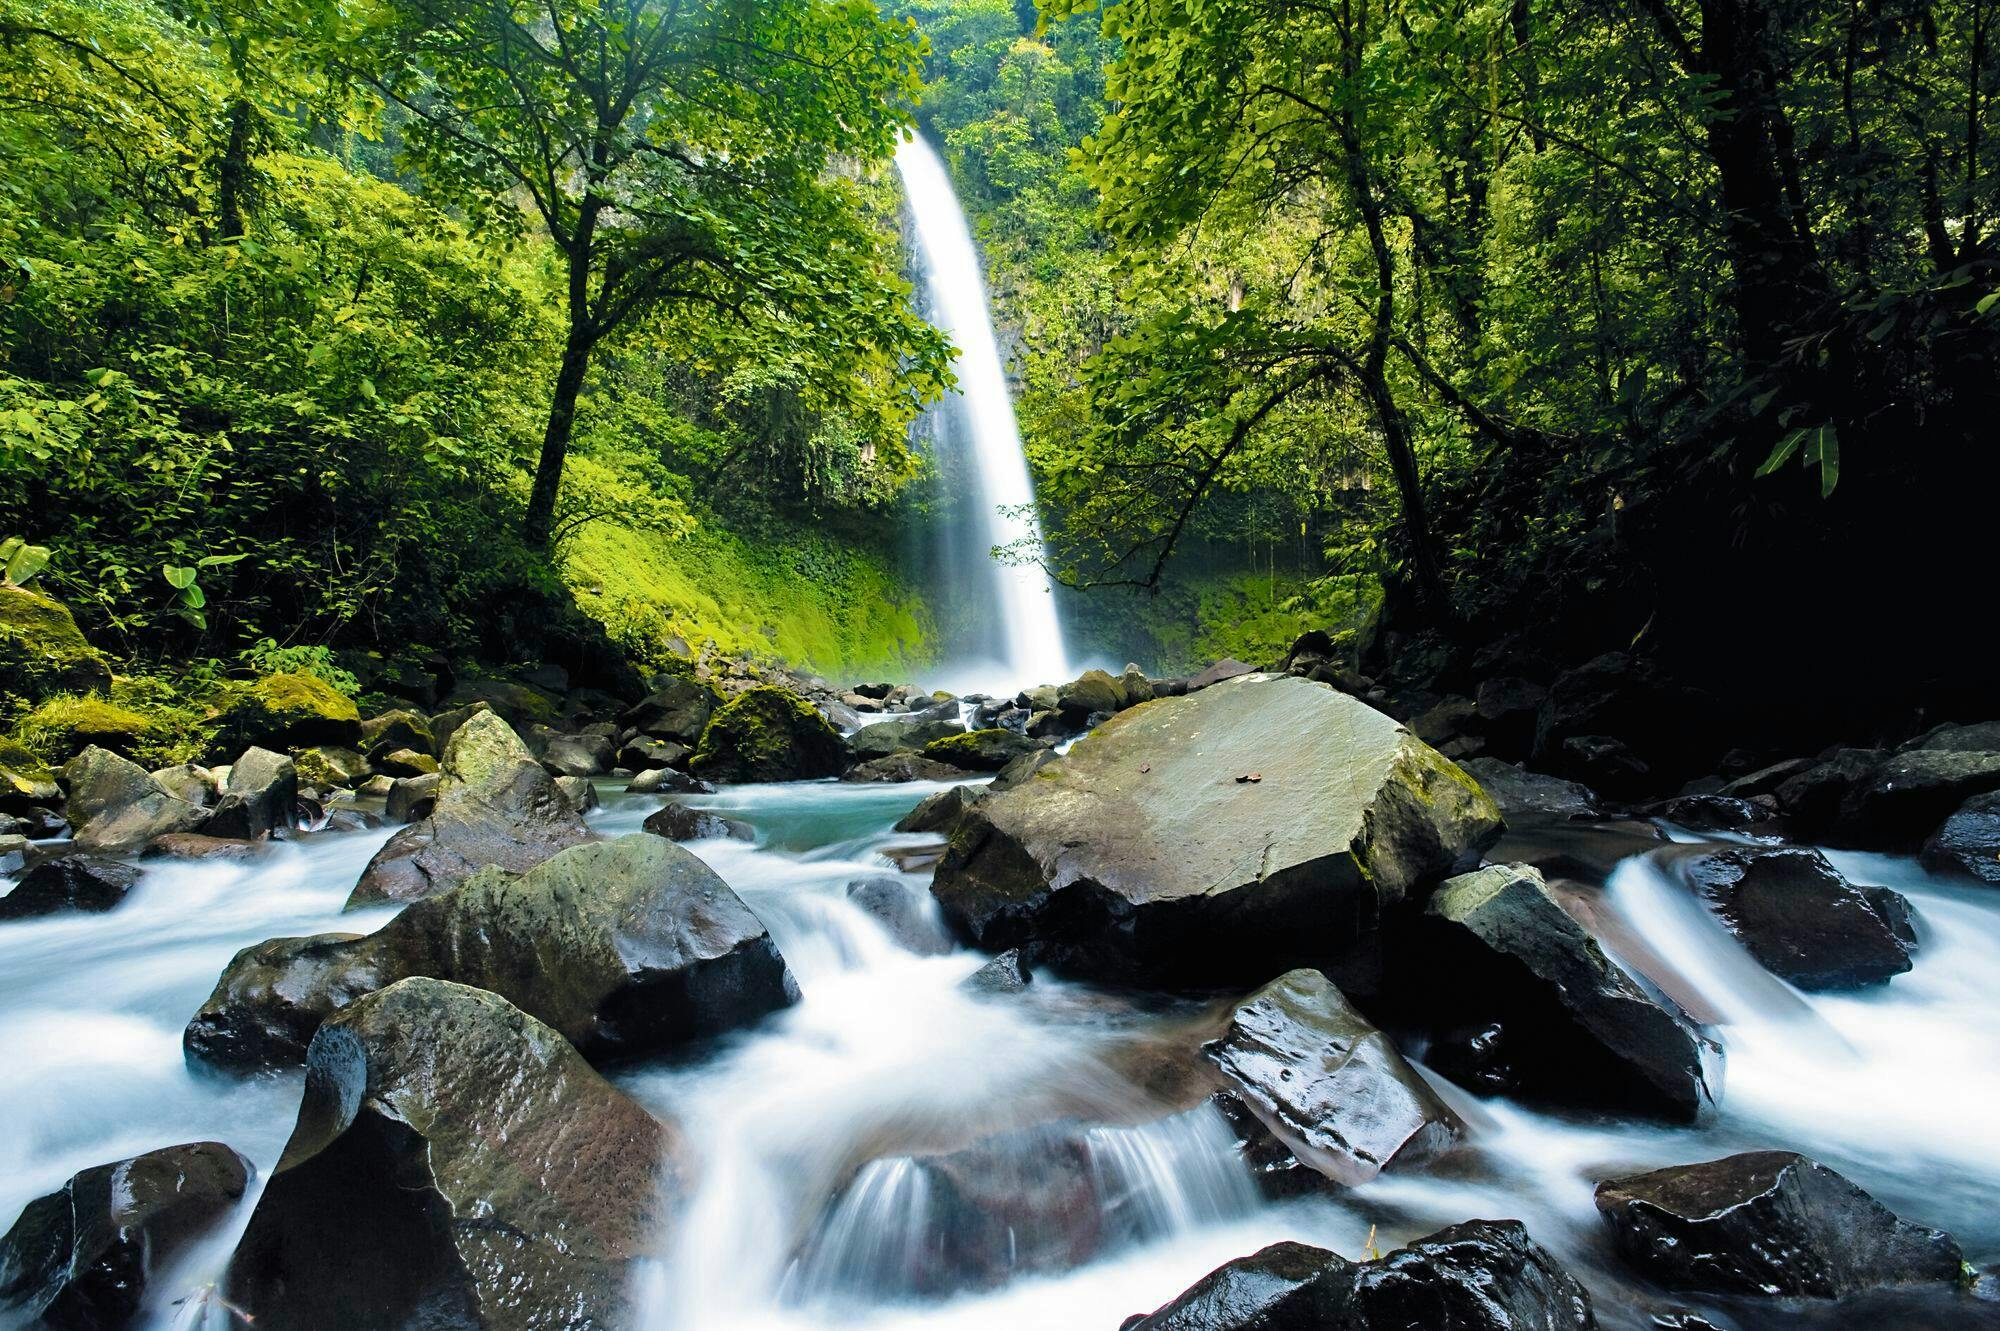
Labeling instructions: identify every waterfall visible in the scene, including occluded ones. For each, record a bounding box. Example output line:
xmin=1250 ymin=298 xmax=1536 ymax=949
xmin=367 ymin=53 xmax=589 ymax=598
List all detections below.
xmin=896 ymin=133 xmax=1071 ymax=690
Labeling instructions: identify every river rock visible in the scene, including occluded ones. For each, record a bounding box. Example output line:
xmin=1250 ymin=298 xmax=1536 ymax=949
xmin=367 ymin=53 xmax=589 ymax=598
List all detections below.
xmin=1 ymin=742 xmax=60 ymax=812
xmin=1423 ymin=864 xmax=1705 ymax=1119
xmin=922 ymin=727 xmax=1046 ymax=772
xmin=628 ymin=765 xmax=711 ymax=795
xmin=541 ymin=731 xmax=615 ymax=777
xmin=60 ymin=747 xmax=208 ymax=854
xmin=962 ymin=948 xmax=1031 ymax=993
xmin=203 ymin=671 xmax=361 ymax=757
xmin=383 ymin=771 xmax=441 ymax=824
xmin=1206 ymin=969 xmax=1462 ymax=1187
xmin=1122 ymin=1240 xmax=1357 ymax=1330
xmin=618 ymin=736 xmax=688 ymax=770
xmin=1594 ymin=1151 xmax=1964 ymax=1297
xmin=0 ymin=855 xmax=143 ymax=919
xmin=202 ymin=746 xmax=297 ymax=840
xmin=150 ymin=763 xmax=217 ymax=808
xmin=991 ymin=747 xmax=1059 ymax=790
xmin=346 ymin=710 xmax=592 ymax=907
xmin=0 ymin=1140 xmax=250 ymax=1329
xmin=144 ymin=832 xmax=265 ymax=861
xmin=1349 ymin=1219 xmax=1597 ymax=1329
xmin=1838 ymin=749 xmax=2000 ymax=845
xmin=1188 ymin=659 xmax=1255 ymax=690
xmin=190 ymin=835 xmax=794 ymax=1071
xmin=1460 ymin=757 xmax=1598 ymax=818
xmin=0 ymin=833 xmax=25 ymax=874
xmin=843 ymin=754 xmax=967 ymax=783
xmin=226 ymin=979 xmax=675 ymax=1331
xmin=620 ymin=678 xmax=716 ymax=744
xmin=848 ymin=718 xmax=965 ymax=762
xmin=554 ymin=774 xmax=599 ymax=814
xmin=689 ymin=685 xmax=846 ymax=783
xmin=1921 ymin=789 xmax=2000 ymax=884
xmin=360 ymin=708 xmax=435 ymax=761
xmin=642 ymin=802 xmax=750 ymax=842
xmin=846 ymin=875 xmax=953 ymax=956
xmin=1668 ymin=845 xmax=1913 ymax=988
xmin=930 ymin=674 xmax=1502 ymax=985
xmin=1058 ymin=668 xmax=1125 ymax=718
xmin=895 ymin=783 xmax=985 ymax=834
xmin=1640 ymin=792 xmax=1783 ymax=833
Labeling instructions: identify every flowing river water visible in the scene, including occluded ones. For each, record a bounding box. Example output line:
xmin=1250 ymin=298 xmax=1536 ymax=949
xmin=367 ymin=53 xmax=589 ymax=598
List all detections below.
xmin=3 ymin=777 xmax=1998 ymax=1331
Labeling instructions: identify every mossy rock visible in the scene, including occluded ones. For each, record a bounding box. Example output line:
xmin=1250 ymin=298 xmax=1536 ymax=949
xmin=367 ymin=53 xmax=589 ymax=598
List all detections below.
xmin=922 ymin=728 xmax=1045 ymax=772
xmin=0 ymin=585 xmax=113 ymax=704
xmin=11 ymin=696 xmax=159 ymax=762
xmin=204 ymin=672 xmax=362 ymax=759
xmin=689 ymin=686 xmax=846 ymax=784
xmin=293 ymin=746 xmax=370 ymax=791
xmin=0 ymin=737 xmax=59 ymax=809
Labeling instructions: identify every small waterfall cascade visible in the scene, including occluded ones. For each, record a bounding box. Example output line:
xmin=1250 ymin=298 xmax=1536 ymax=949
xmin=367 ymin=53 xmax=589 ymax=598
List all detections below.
xmin=895 ymin=132 xmax=1070 ymax=690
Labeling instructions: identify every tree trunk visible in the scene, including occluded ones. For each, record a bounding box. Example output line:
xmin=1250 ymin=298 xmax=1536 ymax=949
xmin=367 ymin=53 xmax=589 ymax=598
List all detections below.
xmin=524 ymin=324 xmax=594 ymax=550
xmin=216 ymin=97 xmax=253 ymax=240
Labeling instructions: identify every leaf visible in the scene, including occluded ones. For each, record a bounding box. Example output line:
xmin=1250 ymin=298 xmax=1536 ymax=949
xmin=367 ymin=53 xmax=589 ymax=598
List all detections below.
xmin=5 ymin=542 xmax=50 ymax=586
xmin=163 ymin=564 xmax=197 ymax=589
xmin=1811 ymin=426 xmax=1840 ymax=498
xmin=181 ymin=583 xmax=207 ymax=609
xmin=1755 ymin=430 xmax=1805 ymax=478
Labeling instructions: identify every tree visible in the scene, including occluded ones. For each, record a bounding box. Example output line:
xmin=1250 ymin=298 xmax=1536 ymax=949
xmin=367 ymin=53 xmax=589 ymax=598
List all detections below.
xmin=333 ymin=0 xmax=947 ymax=547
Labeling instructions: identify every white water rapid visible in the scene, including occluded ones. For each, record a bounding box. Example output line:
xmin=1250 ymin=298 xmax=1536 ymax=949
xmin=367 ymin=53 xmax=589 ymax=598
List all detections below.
xmin=895 ymin=133 xmax=1070 ymax=693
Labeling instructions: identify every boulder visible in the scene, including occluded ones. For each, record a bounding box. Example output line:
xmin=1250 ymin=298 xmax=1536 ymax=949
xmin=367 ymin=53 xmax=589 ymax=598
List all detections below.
xmin=617 ymin=736 xmax=688 ymax=771
xmin=894 ymin=783 xmax=985 ymax=835
xmin=1640 ymin=793 xmax=1783 ymax=833
xmin=1412 ymin=696 xmax=1477 ymax=748
xmin=1206 ymin=969 xmax=1462 ymax=1187
xmin=202 ymin=747 xmax=297 ymax=840
xmin=226 ymin=979 xmax=675 ymax=1331
xmin=144 ymin=833 xmax=265 ymax=861
xmin=1667 ymin=845 xmax=1913 ymax=988
xmin=991 ymin=747 xmax=1060 ymax=790
xmin=1 ymin=740 xmax=60 ymax=812
xmin=1594 ymin=1151 xmax=1964 ymax=1298
xmin=619 ymin=678 xmax=716 ymax=744
xmin=424 ymin=700 xmax=491 ymax=754
xmin=1720 ymin=756 xmax=1818 ymax=799
xmin=372 ymin=748 xmax=437 ymax=778
xmin=930 ymin=675 xmax=1501 ymax=985
xmin=921 ymin=728 xmax=1046 ymax=773
xmin=150 ymin=763 xmax=217 ymax=808
xmin=1472 ymin=676 xmax=1547 ymax=755
xmin=1423 ymin=864 xmax=1706 ymax=1119
xmin=963 ymin=948 xmax=1031 ymax=994
xmin=0 ymin=585 xmax=114 ymax=703
xmin=203 ymin=672 xmax=361 ymax=757
xmin=1119 ymin=664 xmax=1156 ymax=706
xmin=440 ymin=677 xmax=557 ymax=728
xmin=843 ymin=754 xmax=967 ymax=783
xmin=59 ymin=747 xmax=208 ymax=854
xmin=554 ymin=774 xmax=599 ymax=814
xmin=627 ymin=766 xmax=711 ymax=795
xmin=846 ymin=876 xmax=952 ymax=956
xmin=359 ymin=709 xmax=435 ymax=761
xmin=1838 ymin=748 xmax=2000 ymax=846
xmin=1348 ymin=1220 xmax=1597 ymax=1330
xmin=1903 ymin=719 xmax=2000 ymax=753
xmin=1558 ymin=734 xmax=1651 ymax=794
xmin=1459 ymin=757 xmax=1598 ymax=818
xmin=0 ymin=1141 xmax=250 ymax=1329
xmin=0 ymin=833 xmax=25 ymax=874
xmin=541 ymin=732 xmax=615 ymax=778
xmin=689 ymin=686 xmax=846 ymax=784
xmin=847 ymin=718 xmax=966 ymax=761
xmin=1772 ymin=748 xmax=1883 ymax=827
xmin=0 ymin=855 xmax=142 ymax=919
xmin=642 ymin=803 xmax=750 ymax=842
xmin=346 ymin=710 xmax=592 ymax=907
xmin=1122 ymin=1241 xmax=1357 ymax=1330
xmin=1057 ymin=668 xmax=1125 ymax=718
xmin=383 ymin=772 xmax=441 ymax=824
xmin=1921 ymin=789 xmax=2000 ymax=884
xmin=189 ymin=835 xmax=795 ymax=1071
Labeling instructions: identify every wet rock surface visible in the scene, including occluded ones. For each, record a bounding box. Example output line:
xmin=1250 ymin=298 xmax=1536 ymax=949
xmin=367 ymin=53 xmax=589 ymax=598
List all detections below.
xmin=1921 ymin=788 xmax=2000 ymax=884
xmin=642 ymin=801 xmax=750 ymax=842
xmin=0 ymin=1140 xmax=251 ymax=1330
xmin=930 ymin=675 xmax=1501 ymax=985
xmin=60 ymin=747 xmax=208 ymax=855
xmin=1122 ymin=1240 xmax=1357 ymax=1330
xmin=227 ymin=979 xmax=676 ymax=1331
xmin=1594 ymin=1151 xmax=1964 ymax=1298
xmin=1205 ymin=969 xmax=1463 ymax=1186
xmin=1666 ymin=845 xmax=1914 ymax=988
xmin=0 ymin=854 xmax=143 ymax=919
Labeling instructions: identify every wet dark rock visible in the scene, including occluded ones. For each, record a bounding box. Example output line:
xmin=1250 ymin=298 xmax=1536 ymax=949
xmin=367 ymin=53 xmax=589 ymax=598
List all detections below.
xmin=627 ymin=766 xmax=712 ymax=795
xmin=894 ymin=783 xmax=985 ymax=834
xmin=847 ymin=876 xmax=953 ymax=955
xmin=962 ymin=948 xmax=1031 ymax=993
xmin=1473 ymin=676 xmax=1547 ymax=755
xmin=932 ymin=675 xmax=1500 ymax=986
xmin=1594 ymin=1151 xmax=1964 ymax=1298
xmin=0 ymin=855 xmax=142 ymax=919
xmin=1208 ymin=1090 xmax=1333 ymax=1201
xmin=1058 ymin=668 xmax=1125 ymax=718
xmin=689 ymin=685 xmax=847 ymax=784
xmin=1122 ymin=1240 xmax=1357 ymax=1330
xmin=620 ymin=678 xmax=717 ymax=745
xmin=383 ymin=771 xmax=441 ymax=824
xmin=618 ymin=735 xmax=689 ymax=771
xmin=1771 ymin=748 xmax=1884 ymax=830
xmin=145 ymin=832 xmax=265 ymax=861
xmin=190 ymin=835 xmax=794 ymax=1072
xmin=1921 ymin=789 xmax=2000 ymax=884
xmin=1349 ymin=1219 xmax=1598 ymax=1330
xmin=203 ymin=747 xmax=297 ymax=841
xmin=1206 ymin=969 xmax=1463 ymax=1187
xmin=642 ymin=802 xmax=750 ymax=842
xmin=226 ymin=979 xmax=675 ymax=1331
xmin=0 ymin=1140 xmax=251 ymax=1330
xmin=1559 ymin=734 xmax=1652 ymax=794
xmin=1902 ymin=720 xmax=2000 ymax=753
xmin=1838 ymin=749 xmax=2000 ymax=846
xmin=1460 ymin=757 xmax=1598 ymax=818
xmin=1640 ymin=793 xmax=1783 ymax=833
xmin=1535 ymin=652 xmax=1707 ymax=780
xmin=60 ymin=747 xmax=208 ymax=855
xmin=1424 ymin=864 xmax=1706 ymax=1119
xmin=842 ymin=754 xmax=966 ymax=783
xmin=0 ymin=834 xmax=24 ymax=874
xmin=1668 ymin=845 xmax=1913 ymax=988
xmin=1412 ymin=696 xmax=1478 ymax=748
xmin=1720 ymin=756 xmax=1818 ymax=800
xmin=347 ymin=710 xmax=592 ymax=907
xmin=540 ymin=732 xmax=615 ymax=778
xmin=847 ymin=718 xmax=965 ymax=762
xmin=1489 ymin=813 xmax=1667 ymax=886
xmin=922 ymin=727 xmax=1047 ymax=773
xmin=360 ymin=709 xmax=435 ymax=761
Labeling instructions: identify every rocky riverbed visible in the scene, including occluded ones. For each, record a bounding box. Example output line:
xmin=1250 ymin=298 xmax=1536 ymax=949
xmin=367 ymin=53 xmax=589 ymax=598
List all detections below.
xmin=4 ymin=644 xmax=2000 ymax=1331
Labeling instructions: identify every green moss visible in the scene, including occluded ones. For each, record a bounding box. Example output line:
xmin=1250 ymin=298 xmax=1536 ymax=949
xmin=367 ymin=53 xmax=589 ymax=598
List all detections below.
xmin=0 ymin=736 xmax=59 ymax=806
xmin=203 ymin=670 xmax=364 ymax=759
xmin=690 ymin=685 xmax=846 ymax=783
xmin=1068 ymin=567 xmax=1372 ymax=676
xmin=0 ymin=585 xmax=113 ymax=705
xmin=560 ymin=460 xmax=934 ymax=679
xmin=10 ymin=695 xmax=159 ymax=763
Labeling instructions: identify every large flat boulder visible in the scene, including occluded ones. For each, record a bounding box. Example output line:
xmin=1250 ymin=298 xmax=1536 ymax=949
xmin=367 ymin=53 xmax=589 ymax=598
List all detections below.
xmin=346 ymin=710 xmax=592 ymax=907
xmin=1423 ymin=864 xmax=1707 ymax=1119
xmin=1206 ymin=969 xmax=1462 ymax=1187
xmin=59 ymin=747 xmax=207 ymax=854
xmin=189 ymin=834 xmax=794 ymax=1072
xmin=227 ymin=979 xmax=676 ymax=1331
xmin=0 ymin=1140 xmax=250 ymax=1330
xmin=1664 ymin=845 xmax=1913 ymax=989
xmin=930 ymin=675 xmax=1502 ymax=984
xmin=1594 ymin=1151 xmax=1963 ymax=1298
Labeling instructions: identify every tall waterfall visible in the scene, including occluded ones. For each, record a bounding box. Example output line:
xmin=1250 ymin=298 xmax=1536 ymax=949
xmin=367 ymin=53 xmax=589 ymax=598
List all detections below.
xmin=896 ymin=133 xmax=1071 ymax=690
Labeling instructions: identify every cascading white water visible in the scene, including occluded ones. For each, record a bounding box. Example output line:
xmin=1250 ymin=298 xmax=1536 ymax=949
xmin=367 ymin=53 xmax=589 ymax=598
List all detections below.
xmin=895 ymin=134 xmax=1070 ymax=691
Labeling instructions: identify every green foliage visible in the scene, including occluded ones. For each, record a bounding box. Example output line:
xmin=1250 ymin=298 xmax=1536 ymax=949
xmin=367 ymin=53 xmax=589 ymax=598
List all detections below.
xmin=238 ymin=638 xmax=359 ymax=696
